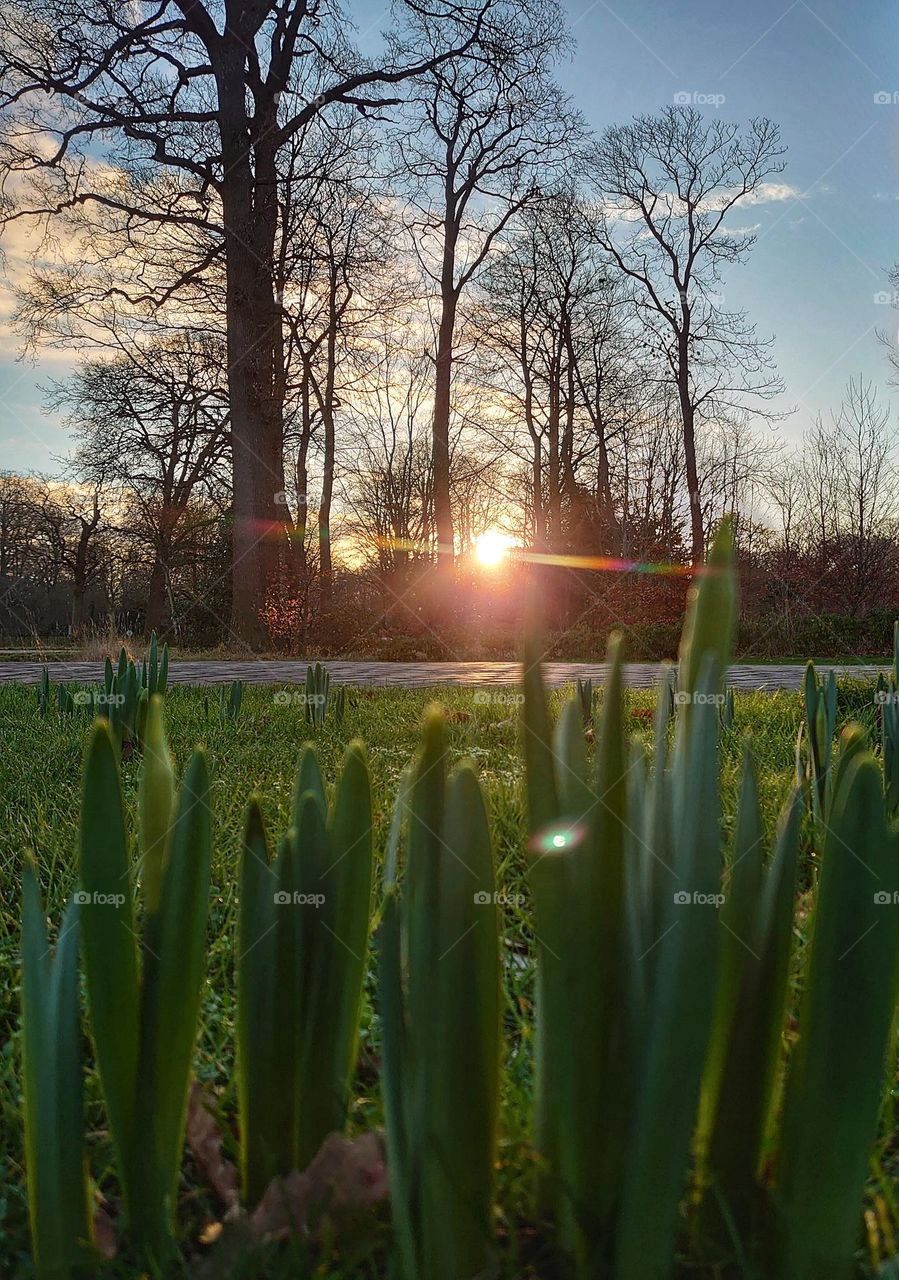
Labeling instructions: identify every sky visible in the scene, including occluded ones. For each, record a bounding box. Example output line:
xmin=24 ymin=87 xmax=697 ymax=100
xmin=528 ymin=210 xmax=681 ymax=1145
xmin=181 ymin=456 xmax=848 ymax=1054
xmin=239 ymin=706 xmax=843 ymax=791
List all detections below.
xmin=547 ymin=0 xmax=899 ymax=447
xmin=1 ymin=0 xmax=897 ymax=473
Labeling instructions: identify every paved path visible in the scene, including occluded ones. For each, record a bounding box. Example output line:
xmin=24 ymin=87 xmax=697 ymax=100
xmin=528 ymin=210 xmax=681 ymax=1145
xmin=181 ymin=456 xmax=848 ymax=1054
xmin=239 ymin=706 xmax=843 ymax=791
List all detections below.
xmin=0 ymin=659 xmax=888 ymax=690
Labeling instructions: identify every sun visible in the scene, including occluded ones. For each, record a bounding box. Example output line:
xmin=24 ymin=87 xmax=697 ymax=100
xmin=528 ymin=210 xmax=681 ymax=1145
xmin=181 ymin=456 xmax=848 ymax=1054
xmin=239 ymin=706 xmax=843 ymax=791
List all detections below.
xmin=474 ymin=528 xmax=516 ymax=570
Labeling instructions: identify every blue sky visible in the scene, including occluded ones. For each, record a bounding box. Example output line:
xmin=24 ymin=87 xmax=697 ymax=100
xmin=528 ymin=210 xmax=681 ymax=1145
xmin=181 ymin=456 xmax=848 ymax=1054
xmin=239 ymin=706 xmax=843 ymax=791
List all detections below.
xmin=1 ymin=0 xmax=897 ymax=472
xmin=550 ymin=0 xmax=899 ymax=444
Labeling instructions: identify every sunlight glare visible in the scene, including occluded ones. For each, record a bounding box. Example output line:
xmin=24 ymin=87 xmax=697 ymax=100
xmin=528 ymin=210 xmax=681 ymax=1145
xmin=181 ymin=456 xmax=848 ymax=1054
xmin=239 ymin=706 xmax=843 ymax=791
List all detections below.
xmin=474 ymin=528 xmax=516 ymax=570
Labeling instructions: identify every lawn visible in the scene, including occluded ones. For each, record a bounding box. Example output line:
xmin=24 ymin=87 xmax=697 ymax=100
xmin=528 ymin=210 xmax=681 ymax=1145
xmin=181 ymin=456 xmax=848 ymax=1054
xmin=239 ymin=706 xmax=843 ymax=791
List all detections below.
xmin=0 ymin=677 xmax=896 ymax=1278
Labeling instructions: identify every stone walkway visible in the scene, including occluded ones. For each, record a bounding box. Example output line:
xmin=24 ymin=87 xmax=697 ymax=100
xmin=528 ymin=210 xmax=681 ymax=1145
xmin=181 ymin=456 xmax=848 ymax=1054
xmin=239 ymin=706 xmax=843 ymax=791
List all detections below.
xmin=0 ymin=659 xmax=887 ymax=690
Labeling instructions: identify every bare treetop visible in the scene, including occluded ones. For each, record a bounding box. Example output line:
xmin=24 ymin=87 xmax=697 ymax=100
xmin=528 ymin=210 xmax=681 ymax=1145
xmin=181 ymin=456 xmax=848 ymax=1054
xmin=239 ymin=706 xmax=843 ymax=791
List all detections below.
xmin=589 ymin=105 xmax=787 ymax=564
xmin=593 ymin=106 xmax=786 ymax=310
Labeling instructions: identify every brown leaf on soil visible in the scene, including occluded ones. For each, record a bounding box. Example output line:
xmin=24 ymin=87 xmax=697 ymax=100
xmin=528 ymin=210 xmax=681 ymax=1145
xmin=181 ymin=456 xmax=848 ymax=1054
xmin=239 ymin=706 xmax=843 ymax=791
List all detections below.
xmin=305 ymin=1131 xmax=388 ymax=1211
xmin=185 ymin=1083 xmax=240 ymax=1213
xmin=92 ymin=1203 xmax=117 ymax=1259
xmin=249 ymin=1131 xmax=388 ymax=1242
xmin=195 ymin=1131 xmax=388 ymax=1279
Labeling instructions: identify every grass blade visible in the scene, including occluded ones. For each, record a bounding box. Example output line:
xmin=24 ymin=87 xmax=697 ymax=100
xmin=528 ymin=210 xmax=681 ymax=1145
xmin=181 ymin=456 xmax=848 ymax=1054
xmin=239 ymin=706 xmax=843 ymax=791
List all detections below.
xmin=617 ymin=658 xmax=724 ymax=1280
xmin=236 ymin=798 xmax=278 ymax=1202
xmin=323 ymin=742 xmax=374 ymax=1122
xmin=151 ymin=749 xmax=212 ymax=1203
xmin=22 ymin=865 xmax=89 ymax=1279
xmin=776 ymin=753 xmax=899 ymax=1279
xmin=79 ymin=722 xmax=140 ymax=1209
xmin=522 ymin=633 xmax=559 ymax=833
xmin=138 ymin=694 xmax=174 ymax=913
xmin=420 ymin=762 xmax=500 ymax=1280
xmin=705 ymin=789 xmax=801 ymax=1242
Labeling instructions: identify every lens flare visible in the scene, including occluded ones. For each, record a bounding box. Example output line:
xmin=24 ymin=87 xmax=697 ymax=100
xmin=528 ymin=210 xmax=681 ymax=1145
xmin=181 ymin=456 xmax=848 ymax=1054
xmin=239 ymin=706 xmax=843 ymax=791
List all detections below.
xmin=474 ymin=528 xmax=516 ymax=569
xmin=529 ymin=820 xmax=588 ymax=857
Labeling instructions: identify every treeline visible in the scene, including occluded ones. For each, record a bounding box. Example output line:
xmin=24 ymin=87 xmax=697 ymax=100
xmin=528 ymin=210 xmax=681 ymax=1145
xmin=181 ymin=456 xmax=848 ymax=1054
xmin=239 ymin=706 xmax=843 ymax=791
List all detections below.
xmin=0 ymin=0 xmax=897 ymax=650
xmin=3 ymin=364 xmax=898 ymax=655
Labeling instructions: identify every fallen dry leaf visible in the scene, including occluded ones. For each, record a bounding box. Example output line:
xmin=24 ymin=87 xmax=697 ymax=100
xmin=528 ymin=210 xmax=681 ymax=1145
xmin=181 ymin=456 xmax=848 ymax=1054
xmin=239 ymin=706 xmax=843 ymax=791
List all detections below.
xmin=195 ymin=1131 xmax=388 ymax=1279
xmin=92 ymin=1204 xmax=117 ymax=1260
xmin=250 ymin=1131 xmax=388 ymax=1241
xmin=305 ymin=1131 xmax=388 ymax=1211
xmin=185 ymin=1083 xmax=240 ymax=1213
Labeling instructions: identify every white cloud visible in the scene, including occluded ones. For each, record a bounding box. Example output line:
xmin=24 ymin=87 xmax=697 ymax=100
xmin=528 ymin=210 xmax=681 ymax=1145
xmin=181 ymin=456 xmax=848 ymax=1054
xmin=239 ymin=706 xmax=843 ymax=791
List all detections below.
xmin=736 ymin=182 xmax=800 ymax=205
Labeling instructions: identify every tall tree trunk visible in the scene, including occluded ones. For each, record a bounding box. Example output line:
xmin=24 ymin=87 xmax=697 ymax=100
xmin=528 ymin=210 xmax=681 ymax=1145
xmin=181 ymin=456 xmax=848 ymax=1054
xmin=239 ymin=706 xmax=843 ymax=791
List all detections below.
xmin=561 ymin=325 xmax=578 ymax=516
xmin=217 ymin=51 xmax=281 ymax=646
xmin=220 ymin=255 xmax=268 ymax=638
xmin=145 ymin=554 xmax=167 ymax=635
xmin=547 ymin=352 xmax=562 ymax=548
xmin=71 ymin=531 xmax=91 ymax=635
xmin=295 ymin=445 xmax=310 ymax=583
xmin=596 ymin=406 xmax=613 ymax=544
xmin=318 ymin=413 xmax=335 ymax=613
xmin=432 ymin=246 xmax=458 ymax=567
xmin=71 ymin=501 xmax=100 ymax=636
xmin=677 ymin=328 xmax=704 ymax=565
xmin=272 ymin=248 xmax=292 ymax=592
xmin=318 ymin=289 xmax=338 ymax=614
xmin=531 ymin=437 xmax=544 ymax=549
xmin=520 ymin=324 xmax=542 ymax=549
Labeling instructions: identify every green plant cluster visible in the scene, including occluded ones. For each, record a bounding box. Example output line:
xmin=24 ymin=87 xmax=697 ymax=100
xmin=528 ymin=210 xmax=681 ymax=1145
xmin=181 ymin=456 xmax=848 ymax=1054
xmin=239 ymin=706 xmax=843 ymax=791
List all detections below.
xmin=35 ymin=633 xmax=170 ymax=753
xmin=19 ymin=533 xmax=899 ymax=1280
xmin=304 ymin=660 xmax=347 ymax=728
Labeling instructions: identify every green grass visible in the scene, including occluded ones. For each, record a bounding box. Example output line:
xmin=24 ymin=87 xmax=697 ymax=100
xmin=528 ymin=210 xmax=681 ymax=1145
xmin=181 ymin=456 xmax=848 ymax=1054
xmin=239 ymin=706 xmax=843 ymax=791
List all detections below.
xmin=0 ymin=680 xmax=896 ymax=1278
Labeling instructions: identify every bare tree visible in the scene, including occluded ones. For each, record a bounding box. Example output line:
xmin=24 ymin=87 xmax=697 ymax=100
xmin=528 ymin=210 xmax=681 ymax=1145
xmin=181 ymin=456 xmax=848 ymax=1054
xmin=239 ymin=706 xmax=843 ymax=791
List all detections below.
xmin=471 ymin=188 xmax=654 ymax=555
xmin=590 ymin=106 xmax=787 ymax=562
xmin=775 ymin=378 xmax=898 ymax=617
xmin=278 ymin=108 xmax=404 ymax=614
xmin=0 ymin=473 xmax=112 ymax=632
xmin=339 ymin=336 xmax=435 ymax=614
xmin=828 ymin=377 xmax=896 ymax=613
xmin=48 ymin=485 xmax=105 ymax=633
xmin=0 ymin=472 xmax=38 ymax=579
xmin=393 ymin=0 xmax=582 ymax=565
xmin=49 ymin=334 xmax=231 ymax=632
xmin=0 ymin=0 xmax=499 ymax=640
